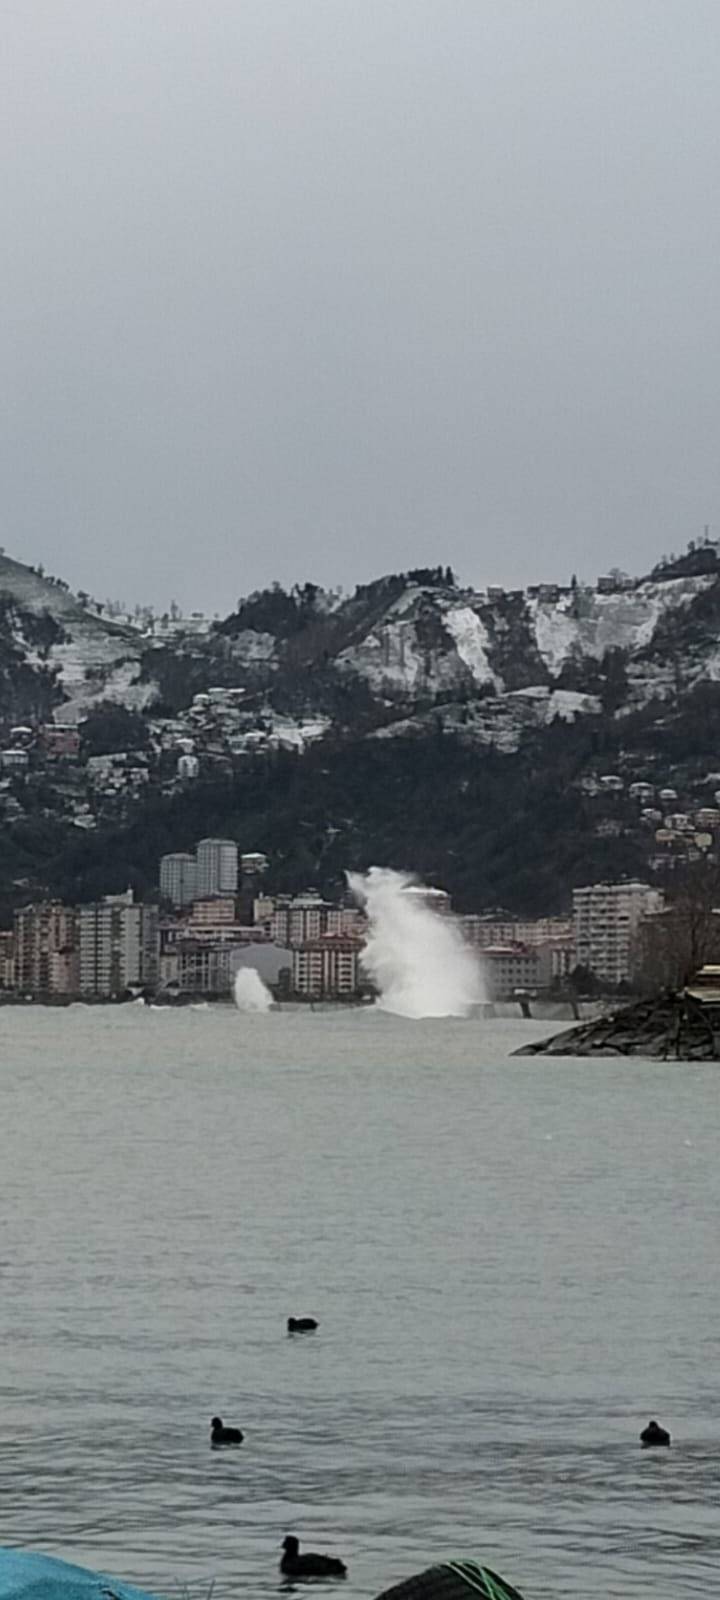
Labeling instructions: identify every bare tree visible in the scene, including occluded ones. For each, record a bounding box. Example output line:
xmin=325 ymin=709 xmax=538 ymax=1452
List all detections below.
xmin=637 ymin=864 xmax=720 ymax=990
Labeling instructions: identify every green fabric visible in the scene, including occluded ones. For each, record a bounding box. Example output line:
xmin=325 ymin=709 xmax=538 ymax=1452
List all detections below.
xmin=445 ymin=1559 xmax=526 ymax=1600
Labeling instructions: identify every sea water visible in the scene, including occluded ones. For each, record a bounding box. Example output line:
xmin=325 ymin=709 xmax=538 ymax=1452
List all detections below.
xmin=1 ymin=1005 xmax=719 ymax=1599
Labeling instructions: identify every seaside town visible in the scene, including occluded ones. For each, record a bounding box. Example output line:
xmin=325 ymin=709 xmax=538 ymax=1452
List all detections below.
xmin=0 ymin=834 xmax=670 ymax=1004
xmin=1 ymin=544 xmax=718 ymax=1004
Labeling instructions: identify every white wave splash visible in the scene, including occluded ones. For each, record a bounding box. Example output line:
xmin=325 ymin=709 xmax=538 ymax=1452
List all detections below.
xmin=348 ymin=866 xmax=485 ymax=1018
xmin=233 ymin=968 xmax=273 ymax=1013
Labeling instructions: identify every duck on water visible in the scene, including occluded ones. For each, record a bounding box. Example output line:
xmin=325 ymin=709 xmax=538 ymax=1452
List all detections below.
xmin=281 ymin=1536 xmax=347 ymax=1579
xmin=288 ymin=1316 xmax=318 ymax=1333
xmin=210 ymin=1416 xmax=244 ymax=1445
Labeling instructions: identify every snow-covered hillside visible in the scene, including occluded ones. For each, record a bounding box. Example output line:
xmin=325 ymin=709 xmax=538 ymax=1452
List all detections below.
xmin=0 ymin=553 xmax=156 ymax=721
xmin=334 ymin=570 xmax=716 ymax=715
xmin=2 ymin=547 xmax=720 ymax=744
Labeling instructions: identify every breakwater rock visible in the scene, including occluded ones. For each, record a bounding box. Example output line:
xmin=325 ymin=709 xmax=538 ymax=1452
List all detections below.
xmin=514 ymin=991 xmax=720 ymax=1060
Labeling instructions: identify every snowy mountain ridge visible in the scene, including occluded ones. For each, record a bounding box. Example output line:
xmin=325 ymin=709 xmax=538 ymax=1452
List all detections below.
xmin=1 ymin=546 xmax=719 ymax=745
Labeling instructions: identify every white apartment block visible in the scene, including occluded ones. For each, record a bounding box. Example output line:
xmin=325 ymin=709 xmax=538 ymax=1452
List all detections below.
xmin=79 ymin=892 xmax=158 ymax=996
xmin=196 ymin=837 xmax=238 ymax=897
xmin=573 ymin=880 xmax=663 ymax=986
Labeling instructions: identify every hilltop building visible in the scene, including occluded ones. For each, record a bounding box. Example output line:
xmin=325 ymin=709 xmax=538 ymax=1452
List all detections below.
xmin=241 ymin=852 xmax=269 ymax=878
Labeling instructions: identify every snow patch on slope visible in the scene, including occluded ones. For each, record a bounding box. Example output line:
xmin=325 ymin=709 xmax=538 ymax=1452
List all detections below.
xmin=443 ymin=606 xmax=501 ymax=689
xmin=374 ymin=682 xmax=601 ymax=752
xmin=338 ymin=588 xmax=500 ymax=695
xmin=547 ymin=688 xmax=601 ymax=720
xmin=527 ymin=576 xmax=714 ymax=676
xmin=530 ymin=602 xmax=580 ymax=675
xmin=53 ymin=649 xmax=157 ymax=724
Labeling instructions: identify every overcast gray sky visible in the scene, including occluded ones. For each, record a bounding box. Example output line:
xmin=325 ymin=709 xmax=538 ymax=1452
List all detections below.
xmin=3 ymin=1 xmax=720 ymax=613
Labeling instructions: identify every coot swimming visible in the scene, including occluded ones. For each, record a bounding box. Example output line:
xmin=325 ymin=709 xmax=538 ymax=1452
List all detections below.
xmin=210 ymin=1415 xmax=244 ymax=1445
xmin=640 ymin=1419 xmax=670 ymax=1448
xmin=280 ymin=1536 xmax=346 ymax=1578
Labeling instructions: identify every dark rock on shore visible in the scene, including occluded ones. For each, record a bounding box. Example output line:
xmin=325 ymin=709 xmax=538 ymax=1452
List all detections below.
xmin=514 ymin=991 xmax=720 ymax=1060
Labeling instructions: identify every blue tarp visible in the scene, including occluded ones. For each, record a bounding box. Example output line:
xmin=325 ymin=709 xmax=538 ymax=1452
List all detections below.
xmin=0 ymin=1548 xmax=160 ymax=1600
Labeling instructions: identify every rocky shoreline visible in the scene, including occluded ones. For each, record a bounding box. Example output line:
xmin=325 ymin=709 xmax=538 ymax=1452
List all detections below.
xmin=514 ymin=991 xmax=720 ymax=1060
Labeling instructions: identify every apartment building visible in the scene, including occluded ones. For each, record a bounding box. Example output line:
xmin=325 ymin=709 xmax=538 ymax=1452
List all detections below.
xmin=460 ymin=913 xmax=572 ymax=948
xmin=196 ymin=837 xmax=238 ymax=897
xmin=159 ymin=852 xmax=198 ymax=908
xmin=268 ymin=893 xmax=333 ymax=944
xmin=0 ymin=930 xmax=14 ymax=990
xmin=460 ymin=915 xmax=517 ymax=947
xmin=483 ymin=943 xmax=547 ymax=999
xmin=79 ymin=891 xmax=158 ymax=997
xmin=573 ymin=880 xmax=664 ymax=986
xmin=186 ymin=896 xmax=237 ymax=929
xmin=291 ymin=936 xmax=362 ymax=998
xmin=163 ymin=940 xmax=235 ymax=994
xmin=13 ymin=903 xmax=79 ymax=996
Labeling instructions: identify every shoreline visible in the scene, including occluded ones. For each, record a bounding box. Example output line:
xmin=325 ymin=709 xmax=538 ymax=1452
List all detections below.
xmin=0 ymin=992 xmax=608 ymax=1021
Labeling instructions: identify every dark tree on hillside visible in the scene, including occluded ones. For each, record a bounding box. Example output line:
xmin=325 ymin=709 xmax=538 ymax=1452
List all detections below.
xmin=81 ymin=702 xmax=151 ymax=757
xmin=599 ymin=648 xmax=629 ymax=714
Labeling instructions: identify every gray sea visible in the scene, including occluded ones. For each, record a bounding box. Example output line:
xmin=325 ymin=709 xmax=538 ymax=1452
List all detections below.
xmin=2 ymin=1005 xmax=719 ymax=1600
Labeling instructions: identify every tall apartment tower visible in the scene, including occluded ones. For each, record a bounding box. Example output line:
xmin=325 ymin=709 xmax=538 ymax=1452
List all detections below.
xmin=159 ymin=851 xmax=198 ymax=908
xmin=79 ymin=891 xmax=159 ymax=996
xmin=196 ymin=838 xmax=238 ymax=898
xmin=14 ymin=902 xmax=79 ymax=995
xmin=573 ymin=880 xmax=663 ymax=986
